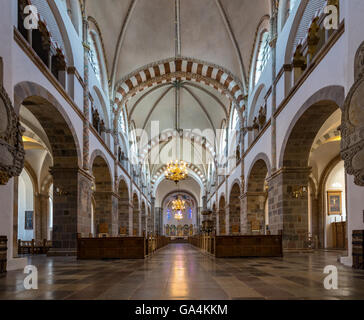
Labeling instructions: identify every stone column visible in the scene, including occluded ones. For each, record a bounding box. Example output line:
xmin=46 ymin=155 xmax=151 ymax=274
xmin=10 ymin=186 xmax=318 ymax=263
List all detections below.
xmin=270 ymin=4 xmax=278 ymax=172
xmin=48 ymin=168 xmax=89 ymax=255
xmin=128 ymin=202 xmax=133 ymax=236
xmin=82 ymin=15 xmax=90 ymax=171
xmin=241 ymin=193 xmax=248 ymax=234
xmin=225 ymin=205 xmax=229 ymax=235
xmin=268 ymin=167 xmax=310 ymax=249
xmin=244 ymin=192 xmax=266 ymax=235
xmin=111 ymin=193 xmax=118 ymax=236
xmin=151 ymin=197 xmax=155 ymax=234
xmin=118 ymin=192 xmax=130 ymax=235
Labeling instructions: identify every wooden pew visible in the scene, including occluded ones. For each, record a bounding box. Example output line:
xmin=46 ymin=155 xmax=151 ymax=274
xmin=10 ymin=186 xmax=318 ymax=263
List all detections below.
xmin=0 ymin=236 xmax=7 ymax=277
xmin=189 ymin=235 xmax=283 ymax=258
xmin=18 ymin=239 xmax=53 ymax=255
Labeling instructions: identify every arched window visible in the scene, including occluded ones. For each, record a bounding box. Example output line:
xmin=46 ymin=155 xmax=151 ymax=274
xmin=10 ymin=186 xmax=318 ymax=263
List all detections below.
xmin=279 ymin=0 xmax=299 ymax=30
xmin=64 ymin=0 xmax=82 ymax=35
xmin=118 ymin=109 xmax=126 ymax=134
xmin=254 ymin=31 xmax=270 ymax=85
xmin=230 ymin=107 xmax=239 ymax=132
xmin=88 ymin=32 xmax=102 ymax=83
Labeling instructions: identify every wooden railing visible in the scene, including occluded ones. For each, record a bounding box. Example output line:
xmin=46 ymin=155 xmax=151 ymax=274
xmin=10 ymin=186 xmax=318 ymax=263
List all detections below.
xmin=18 ymin=239 xmax=52 ymax=255
xmin=145 ymin=235 xmax=169 ymax=256
xmin=188 ymin=235 xmax=215 ymax=255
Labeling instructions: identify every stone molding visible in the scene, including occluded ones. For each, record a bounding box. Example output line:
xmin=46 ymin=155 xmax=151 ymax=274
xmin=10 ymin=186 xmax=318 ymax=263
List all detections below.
xmin=341 ymin=41 xmax=364 ymax=186
xmin=0 ymin=81 xmax=25 ymax=185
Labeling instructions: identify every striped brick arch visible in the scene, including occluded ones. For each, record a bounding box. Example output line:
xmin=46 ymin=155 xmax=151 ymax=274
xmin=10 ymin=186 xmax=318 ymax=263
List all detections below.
xmin=114 ymin=57 xmax=246 ymax=118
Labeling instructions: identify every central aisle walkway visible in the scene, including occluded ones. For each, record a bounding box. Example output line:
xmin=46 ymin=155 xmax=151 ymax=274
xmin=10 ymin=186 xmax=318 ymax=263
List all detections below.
xmin=1 ymin=244 xmax=364 ymax=300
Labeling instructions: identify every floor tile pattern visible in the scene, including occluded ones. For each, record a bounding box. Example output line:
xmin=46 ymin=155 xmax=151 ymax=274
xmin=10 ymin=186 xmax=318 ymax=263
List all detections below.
xmin=1 ymin=244 xmax=364 ymax=300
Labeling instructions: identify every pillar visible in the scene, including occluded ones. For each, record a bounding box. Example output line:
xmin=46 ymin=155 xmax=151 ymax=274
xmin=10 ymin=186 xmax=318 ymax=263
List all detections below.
xmin=268 ymin=168 xmax=310 ymax=249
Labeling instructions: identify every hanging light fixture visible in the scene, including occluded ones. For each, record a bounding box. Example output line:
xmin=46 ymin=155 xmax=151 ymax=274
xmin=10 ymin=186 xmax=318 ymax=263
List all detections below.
xmin=165 ymin=160 xmax=188 ymax=184
xmin=172 ymin=197 xmax=186 ymax=211
xmin=174 ymin=210 xmax=184 ymax=221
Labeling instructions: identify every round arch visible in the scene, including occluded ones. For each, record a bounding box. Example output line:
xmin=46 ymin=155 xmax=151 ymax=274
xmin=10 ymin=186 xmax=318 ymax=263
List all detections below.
xmin=279 ymin=86 xmax=345 ymax=168
xmin=114 ymin=57 xmax=246 ymax=125
xmin=14 ymin=81 xmax=82 ymax=168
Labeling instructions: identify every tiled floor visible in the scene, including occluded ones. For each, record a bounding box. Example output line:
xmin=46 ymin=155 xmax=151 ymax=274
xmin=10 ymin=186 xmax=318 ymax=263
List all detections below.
xmin=1 ymin=244 xmax=364 ymax=300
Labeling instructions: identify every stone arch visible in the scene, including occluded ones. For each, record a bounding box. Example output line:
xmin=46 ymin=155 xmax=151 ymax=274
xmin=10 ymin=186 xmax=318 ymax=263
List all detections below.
xmin=246 ymin=153 xmax=271 ymax=190
xmin=279 ymin=86 xmax=345 ymax=168
xmin=14 ymin=81 xmax=83 ymax=253
xmin=218 ymin=195 xmax=226 ymax=235
xmin=89 ymin=149 xmax=113 ymax=186
xmin=14 ymin=81 xmax=82 ymax=168
xmin=90 ymin=154 xmax=114 ymax=236
xmin=272 ymin=86 xmax=344 ymax=249
xmin=132 ymin=192 xmax=140 ymax=236
xmin=118 ymin=177 xmax=129 ymax=236
xmin=248 ymin=16 xmax=270 ymax=91
xmin=114 ymin=57 xmax=246 ymax=126
xmin=316 ymin=155 xmax=343 ymax=248
xmin=246 ymin=158 xmax=270 ymax=235
xmin=229 ymin=183 xmax=241 ymax=235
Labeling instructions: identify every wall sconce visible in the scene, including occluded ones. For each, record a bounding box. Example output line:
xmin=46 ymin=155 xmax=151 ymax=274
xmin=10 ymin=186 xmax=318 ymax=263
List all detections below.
xmin=55 ymin=187 xmax=70 ymax=196
xmin=91 ymin=182 xmax=96 ymax=192
xmin=291 ymin=185 xmax=308 ymax=199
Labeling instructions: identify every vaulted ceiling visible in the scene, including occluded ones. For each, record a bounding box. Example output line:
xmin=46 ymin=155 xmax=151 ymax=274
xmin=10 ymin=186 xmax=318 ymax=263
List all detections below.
xmin=86 ymin=0 xmax=271 ymax=87
xmin=85 ymin=0 xmax=271 ymax=190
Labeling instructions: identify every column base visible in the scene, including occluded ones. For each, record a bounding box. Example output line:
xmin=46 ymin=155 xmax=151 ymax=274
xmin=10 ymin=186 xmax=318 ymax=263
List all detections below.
xmin=7 ymin=257 xmax=28 ymax=271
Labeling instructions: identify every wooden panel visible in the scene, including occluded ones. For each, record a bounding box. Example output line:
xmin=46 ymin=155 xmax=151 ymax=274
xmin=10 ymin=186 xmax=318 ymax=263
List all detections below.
xmin=353 ymin=230 xmax=364 ymax=270
xmin=214 ymin=235 xmax=283 ymax=258
xmin=77 ymin=237 xmax=145 ymax=260
xmin=0 ymin=236 xmax=7 ymax=276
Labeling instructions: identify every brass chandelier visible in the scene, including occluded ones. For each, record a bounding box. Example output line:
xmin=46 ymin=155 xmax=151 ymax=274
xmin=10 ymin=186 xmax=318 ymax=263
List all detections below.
xmin=174 ymin=210 xmax=184 ymax=221
xmin=172 ymin=197 xmax=186 ymax=211
xmin=165 ymin=160 xmax=188 ymax=183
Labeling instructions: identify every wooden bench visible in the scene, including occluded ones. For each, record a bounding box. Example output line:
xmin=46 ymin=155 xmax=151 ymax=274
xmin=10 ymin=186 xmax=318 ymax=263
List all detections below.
xmin=18 ymin=239 xmax=52 ymax=255
xmin=77 ymin=235 xmax=169 ymax=260
xmin=189 ymin=235 xmax=283 ymax=258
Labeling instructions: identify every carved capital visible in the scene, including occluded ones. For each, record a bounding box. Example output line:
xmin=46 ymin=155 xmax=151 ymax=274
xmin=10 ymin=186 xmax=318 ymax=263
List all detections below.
xmin=0 ymin=85 xmax=25 ymax=185
xmin=341 ymin=42 xmax=364 ymax=186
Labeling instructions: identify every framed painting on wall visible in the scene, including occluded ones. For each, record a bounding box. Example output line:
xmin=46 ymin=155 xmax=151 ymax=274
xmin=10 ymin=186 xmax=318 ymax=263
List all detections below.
xmin=24 ymin=211 xmax=33 ymax=230
xmin=327 ymin=191 xmax=342 ymax=215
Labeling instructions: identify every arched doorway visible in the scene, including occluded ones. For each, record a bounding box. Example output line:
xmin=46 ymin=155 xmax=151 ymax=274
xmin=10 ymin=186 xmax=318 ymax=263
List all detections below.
xmin=17 ymin=169 xmax=35 ymax=241
xmin=118 ymin=179 xmax=129 ymax=236
xmin=132 ymin=193 xmax=140 ymax=236
xmin=229 ymin=183 xmax=241 ymax=234
xmin=16 ymin=88 xmax=82 ymax=254
xmin=247 ymin=159 xmax=269 ymax=235
xmin=273 ymin=86 xmax=344 ymax=249
xmin=91 ymin=155 xmax=113 ymax=236
xmin=322 ymin=160 xmax=347 ymax=249
xmin=218 ymin=196 xmax=226 ymax=235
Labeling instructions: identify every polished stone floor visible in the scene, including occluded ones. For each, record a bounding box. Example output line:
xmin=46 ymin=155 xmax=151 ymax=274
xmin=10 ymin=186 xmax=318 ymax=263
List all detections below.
xmin=1 ymin=244 xmax=364 ymax=300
